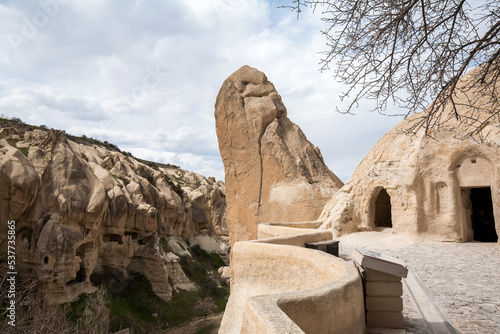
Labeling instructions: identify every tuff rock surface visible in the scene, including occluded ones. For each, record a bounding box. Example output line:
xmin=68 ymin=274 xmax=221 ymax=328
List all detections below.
xmin=0 ymin=122 xmax=227 ymax=302
xmin=319 ymin=67 xmax=500 ymax=243
xmin=215 ymin=65 xmax=343 ymax=246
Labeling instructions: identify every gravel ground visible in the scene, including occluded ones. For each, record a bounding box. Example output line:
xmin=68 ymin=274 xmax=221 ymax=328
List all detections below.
xmin=338 ymin=229 xmax=500 ymax=333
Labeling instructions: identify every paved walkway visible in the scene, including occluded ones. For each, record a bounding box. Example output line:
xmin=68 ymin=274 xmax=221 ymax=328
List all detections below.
xmin=162 ymin=312 xmax=223 ymax=334
xmin=337 ymin=229 xmax=500 ymax=334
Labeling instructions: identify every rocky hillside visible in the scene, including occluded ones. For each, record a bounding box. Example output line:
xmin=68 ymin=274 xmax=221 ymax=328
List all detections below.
xmin=0 ymin=118 xmax=227 ymax=304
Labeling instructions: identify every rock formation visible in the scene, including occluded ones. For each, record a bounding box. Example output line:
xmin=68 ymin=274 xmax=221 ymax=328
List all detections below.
xmin=0 ymin=121 xmax=228 ymax=302
xmin=215 ymin=65 xmax=343 ymax=246
xmin=319 ymin=67 xmax=500 ymax=243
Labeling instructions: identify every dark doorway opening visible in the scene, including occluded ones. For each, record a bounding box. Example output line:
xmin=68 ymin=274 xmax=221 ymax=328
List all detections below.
xmin=470 ymin=187 xmax=497 ymax=242
xmin=375 ymin=188 xmax=392 ymax=227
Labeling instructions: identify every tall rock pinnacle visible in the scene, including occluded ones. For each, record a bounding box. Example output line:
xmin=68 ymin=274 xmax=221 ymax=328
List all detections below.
xmin=215 ymin=65 xmax=343 ymax=246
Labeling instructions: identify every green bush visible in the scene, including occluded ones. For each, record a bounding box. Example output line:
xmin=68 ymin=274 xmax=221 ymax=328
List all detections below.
xmin=164 ymin=175 xmax=185 ymax=198
xmin=19 ymin=147 xmax=29 ymax=157
xmin=84 ymin=256 xmax=229 ymax=333
xmin=138 ymin=166 xmax=155 ymax=184
xmin=180 ymin=245 xmax=229 ymax=311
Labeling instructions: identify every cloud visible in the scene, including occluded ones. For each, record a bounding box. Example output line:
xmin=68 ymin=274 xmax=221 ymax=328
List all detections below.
xmin=0 ymin=0 xmax=404 ymax=182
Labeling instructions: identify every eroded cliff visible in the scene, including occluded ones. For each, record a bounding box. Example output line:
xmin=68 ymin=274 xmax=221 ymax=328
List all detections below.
xmin=0 ymin=120 xmax=227 ymax=303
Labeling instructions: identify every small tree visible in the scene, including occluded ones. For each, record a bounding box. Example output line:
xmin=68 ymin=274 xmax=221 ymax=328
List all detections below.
xmin=194 ymin=297 xmax=217 ymax=320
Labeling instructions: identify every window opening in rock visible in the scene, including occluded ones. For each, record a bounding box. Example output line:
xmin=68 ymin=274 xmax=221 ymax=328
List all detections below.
xmin=103 ymin=233 xmax=123 ymax=244
xmin=470 ymin=187 xmax=497 ymax=242
xmin=66 ymin=265 xmax=86 ymax=285
xmin=375 ymin=188 xmax=392 ymax=228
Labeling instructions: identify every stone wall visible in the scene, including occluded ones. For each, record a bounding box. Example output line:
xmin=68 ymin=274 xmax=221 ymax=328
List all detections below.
xmin=219 ymin=231 xmax=365 ymax=333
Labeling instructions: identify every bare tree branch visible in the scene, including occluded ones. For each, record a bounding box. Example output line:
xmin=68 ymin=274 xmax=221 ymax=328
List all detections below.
xmin=280 ymin=0 xmax=500 ymax=137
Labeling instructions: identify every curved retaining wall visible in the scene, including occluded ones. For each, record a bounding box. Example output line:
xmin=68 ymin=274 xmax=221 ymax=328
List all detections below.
xmin=219 ymin=231 xmax=365 ymax=333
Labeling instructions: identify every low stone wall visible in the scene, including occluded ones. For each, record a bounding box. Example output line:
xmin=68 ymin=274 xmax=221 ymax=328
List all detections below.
xmin=219 ymin=231 xmax=365 ymax=333
xmin=257 ymin=221 xmax=322 ymax=239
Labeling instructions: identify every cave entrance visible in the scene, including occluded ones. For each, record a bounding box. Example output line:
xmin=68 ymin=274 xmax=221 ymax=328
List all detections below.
xmin=375 ymin=188 xmax=392 ymax=228
xmin=470 ymin=187 xmax=497 ymax=242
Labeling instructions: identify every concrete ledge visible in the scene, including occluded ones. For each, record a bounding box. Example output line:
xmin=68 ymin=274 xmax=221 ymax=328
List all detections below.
xmin=263 ymin=221 xmax=323 ymax=228
xmin=257 ymin=221 xmax=321 ymax=239
xmin=256 ymin=230 xmax=333 ymax=247
xmin=220 ymin=231 xmax=365 ymax=333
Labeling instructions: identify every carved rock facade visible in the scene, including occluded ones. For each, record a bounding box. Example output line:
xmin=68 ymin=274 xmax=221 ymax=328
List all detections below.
xmin=320 ymin=68 xmax=499 ymax=243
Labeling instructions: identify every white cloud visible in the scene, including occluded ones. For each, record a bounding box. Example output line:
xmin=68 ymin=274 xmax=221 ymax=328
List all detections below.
xmin=0 ymin=0 xmax=404 ymax=182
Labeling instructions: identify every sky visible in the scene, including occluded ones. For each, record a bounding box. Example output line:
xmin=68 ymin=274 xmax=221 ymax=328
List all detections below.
xmin=0 ymin=0 xmax=403 ymax=183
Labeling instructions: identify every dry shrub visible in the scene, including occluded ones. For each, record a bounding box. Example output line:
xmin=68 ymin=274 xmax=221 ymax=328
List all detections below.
xmin=0 ymin=275 xmax=73 ymax=333
xmin=76 ymin=286 xmax=110 ymax=334
xmin=0 ymin=272 xmax=110 ymax=334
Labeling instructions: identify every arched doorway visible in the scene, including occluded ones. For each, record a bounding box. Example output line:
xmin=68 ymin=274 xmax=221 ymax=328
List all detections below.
xmin=375 ymin=188 xmax=392 ymax=227
xmin=470 ymin=187 xmax=498 ymax=242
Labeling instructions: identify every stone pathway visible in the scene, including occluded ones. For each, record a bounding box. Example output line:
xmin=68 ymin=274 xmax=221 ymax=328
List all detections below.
xmin=162 ymin=312 xmax=223 ymax=334
xmin=337 ymin=229 xmax=500 ymax=334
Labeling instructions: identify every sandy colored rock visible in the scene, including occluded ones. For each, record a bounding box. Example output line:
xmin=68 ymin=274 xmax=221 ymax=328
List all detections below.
xmin=218 ymin=266 xmax=231 ymax=285
xmin=319 ymin=67 xmax=500 ymax=243
xmin=0 ymin=124 xmax=227 ymax=303
xmin=215 ymin=65 xmax=343 ymax=245
xmin=188 ymin=234 xmax=229 ymax=255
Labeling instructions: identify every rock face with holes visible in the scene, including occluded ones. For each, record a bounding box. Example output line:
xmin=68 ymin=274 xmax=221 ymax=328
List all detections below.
xmin=319 ymin=68 xmax=500 ymax=243
xmin=215 ymin=65 xmax=344 ymax=246
xmin=0 ymin=122 xmax=228 ymax=303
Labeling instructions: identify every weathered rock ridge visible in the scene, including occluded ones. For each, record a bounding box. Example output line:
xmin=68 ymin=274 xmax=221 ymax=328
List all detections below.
xmin=0 ymin=121 xmax=227 ymax=302
xmin=215 ymin=65 xmax=343 ymax=246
